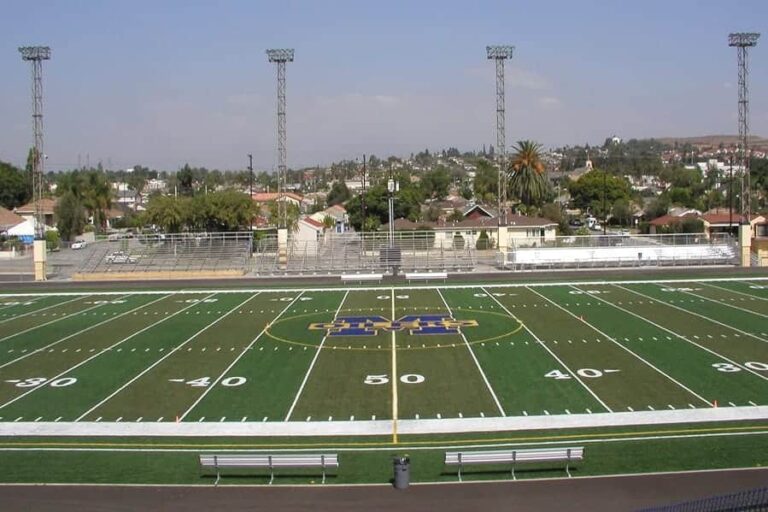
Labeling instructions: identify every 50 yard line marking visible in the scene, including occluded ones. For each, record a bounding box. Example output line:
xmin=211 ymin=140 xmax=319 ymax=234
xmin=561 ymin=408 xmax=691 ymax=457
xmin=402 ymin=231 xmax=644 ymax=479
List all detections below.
xmin=284 ymin=291 xmax=349 ymax=421
xmin=437 ymin=289 xmax=506 ymax=416
xmin=391 ymin=289 xmax=399 ymax=444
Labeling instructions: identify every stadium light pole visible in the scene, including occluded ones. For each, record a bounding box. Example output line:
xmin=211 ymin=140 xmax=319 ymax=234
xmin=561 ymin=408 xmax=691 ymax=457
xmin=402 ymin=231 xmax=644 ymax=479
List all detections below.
xmin=19 ymin=46 xmax=51 ymax=240
xmin=728 ymin=32 xmax=760 ymax=224
xmin=248 ymin=154 xmax=254 ymax=232
xmin=486 ymin=45 xmax=514 ymax=227
xmin=266 ymin=48 xmax=294 ymax=229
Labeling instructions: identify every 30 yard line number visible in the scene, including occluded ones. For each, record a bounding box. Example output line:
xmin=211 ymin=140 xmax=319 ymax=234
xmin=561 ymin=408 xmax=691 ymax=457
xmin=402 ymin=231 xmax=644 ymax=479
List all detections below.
xmin=5 ymin=377 xmax=77 ymax=388
xmin=712 ymin=362 xmax=768 ymax=372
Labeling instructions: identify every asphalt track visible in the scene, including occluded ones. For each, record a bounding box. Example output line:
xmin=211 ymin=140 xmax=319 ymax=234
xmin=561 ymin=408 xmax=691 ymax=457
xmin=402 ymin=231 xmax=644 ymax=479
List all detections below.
xmin=0 ymin=468 xmax=766 ymax=511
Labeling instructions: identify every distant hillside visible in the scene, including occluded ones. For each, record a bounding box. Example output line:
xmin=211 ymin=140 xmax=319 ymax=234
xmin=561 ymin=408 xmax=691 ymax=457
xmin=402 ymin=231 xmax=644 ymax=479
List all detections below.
xmin=656 ymin=135 xmax=768 ymax=150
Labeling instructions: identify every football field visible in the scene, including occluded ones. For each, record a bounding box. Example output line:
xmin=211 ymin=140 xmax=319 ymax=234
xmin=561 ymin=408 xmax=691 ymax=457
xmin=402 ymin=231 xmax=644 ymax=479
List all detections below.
xmin=0 ymin=277 xmax=767 ymax=438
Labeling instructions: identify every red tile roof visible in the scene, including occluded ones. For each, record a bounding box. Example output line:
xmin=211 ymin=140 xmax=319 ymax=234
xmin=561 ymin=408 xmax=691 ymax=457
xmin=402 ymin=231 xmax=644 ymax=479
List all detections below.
xmin=0 ymin=206 xmax=25 ymax=230
xmin=15 ymin=197 xmax=57 ymax=215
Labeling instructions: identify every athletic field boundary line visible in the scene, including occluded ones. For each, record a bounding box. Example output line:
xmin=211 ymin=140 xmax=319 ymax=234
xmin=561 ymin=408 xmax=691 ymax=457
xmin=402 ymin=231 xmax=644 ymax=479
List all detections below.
xmin=2 ymin=406 xmax=766 ymax=437
xmin=700 ymin=281 xmax=768 ymax=302
xmin=0 ymin=428 xmax=766 ymax=454
xmin=1 ymin=276 xmax=766 ymax=298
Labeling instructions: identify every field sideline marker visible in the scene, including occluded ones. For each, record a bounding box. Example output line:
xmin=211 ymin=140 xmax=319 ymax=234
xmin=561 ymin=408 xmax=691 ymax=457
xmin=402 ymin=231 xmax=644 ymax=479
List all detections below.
xmin=284 ymin=290 xmax=349 ymax=421
xmin=75 ymin=293 xmax=256 ymax=422
xmin=1 ymin=277 xmax=767 ymax=299
xmin=436 ymin=289 xmax=506 ymax=417
xmin=483 ymin=287 xmax=614 ymax=413
xmin=531 ymin=286 xmax=712 ymax=407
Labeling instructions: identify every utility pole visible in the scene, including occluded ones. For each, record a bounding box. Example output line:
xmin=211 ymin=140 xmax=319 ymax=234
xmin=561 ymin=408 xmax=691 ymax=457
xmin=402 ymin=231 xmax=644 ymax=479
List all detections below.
xmin=18 ymin=46 xmax=51 ymax=240
xmin=729 ymin=154 xmax=734 ymax=233
xmin=248 ymin=154 xmax=254 ymax=232
xmin=603 ymin=171 xmax=607 ymax=235
xmin=361 ymin=154 xmax=367 ymax=234
xmin=486 ymin=45 xmax=514 ymax=227
xmin=266 ymin=48 xmax=294 ymax=229
xmin=728 ymin=32 xmax=760 ymax=223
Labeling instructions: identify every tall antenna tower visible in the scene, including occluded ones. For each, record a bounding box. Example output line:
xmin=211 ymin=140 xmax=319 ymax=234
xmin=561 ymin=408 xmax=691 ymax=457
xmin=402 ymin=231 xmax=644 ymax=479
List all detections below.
xmin=266 ymin=48 xmax=294 ymax=229
xmin=486 ymin=45 xmax=514 ymax=226
xmin=728 ymin=32 xmax=760 ymax=223
xmin=19 ymin=46 xmax=51 ymax=240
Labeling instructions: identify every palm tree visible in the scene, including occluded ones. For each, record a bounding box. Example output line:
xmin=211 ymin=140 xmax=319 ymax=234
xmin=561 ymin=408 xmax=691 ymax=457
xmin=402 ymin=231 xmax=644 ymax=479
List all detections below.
xmin=508 ymin=140 xmax=551 ymax=209
xmin=82 ymin=171 xmax=113 ymax=234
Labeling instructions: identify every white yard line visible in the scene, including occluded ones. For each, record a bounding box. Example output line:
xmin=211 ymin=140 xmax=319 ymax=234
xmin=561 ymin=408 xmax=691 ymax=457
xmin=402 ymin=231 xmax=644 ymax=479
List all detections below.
xmin=436 ymin=288 xmax=506 ymax=416
xmin=3 ymin=406 xmax=767 ymax=437
xmin=0 ymin=294 xmax=208 ymax=412
xmin=179 ymin=292 xmax=305 ymax=421
xmin=482 ymin=287 xmax=613 ymax=413
xmin=616 ymin=284 xmax=768 ymax=344
xmin=700 ymin=281 xmax=768 ymax=302
xmin=582 ymin=286 xmax=768 ymax=383
xmin=284 ymin=291 xmax=349 ymax=421
xmin=668 ymin=284 xmax=768 ymax=319
xmin=1 ymin=277 xmax=767 ymax=298
xmin=75 ymin=293 xmax=256 ymax=422
xmin=0 ymin=295 xmax=88 ymax=325
xmin=0 ymin=294 xmax=142 ymax=370
xmin=534 ymin=286 xmax=709 ymax=406
xmin=391 ymin=289 xmax=399 ymax=442
xmin=0 ymin=296 xmax=111 ymax=343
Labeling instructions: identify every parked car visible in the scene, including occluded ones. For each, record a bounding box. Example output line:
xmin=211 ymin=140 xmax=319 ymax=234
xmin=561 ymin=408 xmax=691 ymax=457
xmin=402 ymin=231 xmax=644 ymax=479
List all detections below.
xmin=71 ymin=240 xmax=87 ymax=250
xmin=105 ymin=251 xmax=137 ymax=264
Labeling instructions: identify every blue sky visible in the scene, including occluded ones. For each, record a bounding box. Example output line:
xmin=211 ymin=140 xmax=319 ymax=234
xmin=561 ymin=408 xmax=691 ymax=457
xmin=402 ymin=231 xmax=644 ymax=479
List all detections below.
xmin=1 ymin=0 xmax=766 ymax=171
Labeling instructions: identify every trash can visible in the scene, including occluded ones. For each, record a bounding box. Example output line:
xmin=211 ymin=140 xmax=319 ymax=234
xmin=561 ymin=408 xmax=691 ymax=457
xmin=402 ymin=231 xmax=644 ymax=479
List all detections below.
xmin=393 ymin=456 xmax=410 ymax=489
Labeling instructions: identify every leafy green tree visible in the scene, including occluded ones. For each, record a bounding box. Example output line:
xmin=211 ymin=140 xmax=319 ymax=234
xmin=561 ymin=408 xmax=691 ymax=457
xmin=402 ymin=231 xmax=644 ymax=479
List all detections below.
xmin=447 ymin=209 xmax=464 ymax=222
xmin=472 ymin=160 xmax=498 ymax=203
xmin=0 ymin=161 xmax=31 ymax=209
xmin=421 ymin=166 xmax=451 ymax=200
xmin=145 ymin=194 xmax=186 ymax=232
xmin=54 ymin=192 xmax=86 ymax=241
xmin=567 ymin=170 xmax=631 ymax=218
xmin=81 ymin=171 xmax=113 ymax=234
xmin=176 ymin=164 xmax=195 ymax=197
xmin=611 ymin=198 xmax=632 ymax=226
xmin=508 ymin=140 xmax=551 ymax=207
xmin=267 ymin=201 xmax=300 ymax=232
xmin=327 ymin=182 xmax=351 ymax=206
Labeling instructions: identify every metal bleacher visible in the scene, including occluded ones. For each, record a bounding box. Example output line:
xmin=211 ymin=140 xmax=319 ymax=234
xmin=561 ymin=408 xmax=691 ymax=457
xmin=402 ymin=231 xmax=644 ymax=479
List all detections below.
xmin=77 ymin=232 xmax=252 ymax=276
xmin=252 ymin=231 xmax=475 ymax=275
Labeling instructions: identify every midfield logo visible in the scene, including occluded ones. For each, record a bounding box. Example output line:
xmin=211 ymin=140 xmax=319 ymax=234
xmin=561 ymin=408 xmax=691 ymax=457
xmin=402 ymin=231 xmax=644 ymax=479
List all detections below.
xmin=308 ymin=314 xmax=478 ymax=337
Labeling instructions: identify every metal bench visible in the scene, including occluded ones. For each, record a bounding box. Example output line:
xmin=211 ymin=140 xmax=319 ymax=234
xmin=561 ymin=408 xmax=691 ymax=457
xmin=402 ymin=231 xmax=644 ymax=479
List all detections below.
xmin=340 ymin=273 xmax=383 ymax=284
xmin=445 ymin=447 xmax=584 ymax=481
xmin=405 ymin=271 xmax=447 ymax=283
xmin=199 ymin=453 xmax=339 ymax=485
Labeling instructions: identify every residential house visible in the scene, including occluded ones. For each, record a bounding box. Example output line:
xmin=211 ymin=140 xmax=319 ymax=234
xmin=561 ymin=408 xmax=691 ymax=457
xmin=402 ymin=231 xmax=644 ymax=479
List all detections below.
xmin=14 ymin=198 xmax=57 ymax=230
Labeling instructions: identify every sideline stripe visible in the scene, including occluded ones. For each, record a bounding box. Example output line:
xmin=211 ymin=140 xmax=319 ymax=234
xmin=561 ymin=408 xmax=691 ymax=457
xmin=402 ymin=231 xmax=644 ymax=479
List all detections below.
xmin=617 ymin=284 xmax=768 ymax=344
xmin=0 ymin=425 xmax=765 ymax=452
xmin=75 ymin=293 xmax=253 ymax=422
xmin=437 ymin=289 xmax=506 ymax=416
xmin=534 ymin=285 xmax=711 ymax=407
xmin=391 ymin=289 xmax=398 ymax=444
xmin=483 ymin=287 xmax=613 ymax=413
xmin=1 ymin=277 xmax=766 ymax=298
xmin=284 ymin=291 xmax=349 ymax=421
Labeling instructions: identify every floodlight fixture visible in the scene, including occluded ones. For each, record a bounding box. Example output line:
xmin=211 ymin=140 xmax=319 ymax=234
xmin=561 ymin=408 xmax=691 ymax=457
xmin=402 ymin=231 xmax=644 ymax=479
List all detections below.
xmin=486 ymin=45 xmax=514 ymax=60
xmin=729 ymin=33 xmax=760 ymax=47
xmin=266 ymin=48 xmax=294 ymax=62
